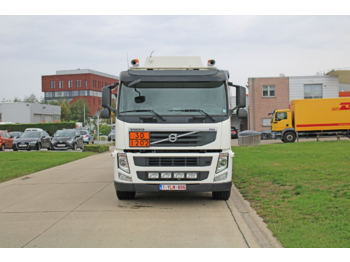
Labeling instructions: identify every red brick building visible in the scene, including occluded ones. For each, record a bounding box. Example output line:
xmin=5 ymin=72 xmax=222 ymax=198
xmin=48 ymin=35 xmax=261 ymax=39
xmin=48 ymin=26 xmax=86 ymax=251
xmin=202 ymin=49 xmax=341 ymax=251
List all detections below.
xmin=42 ymin=69 xmax=118 ymax=116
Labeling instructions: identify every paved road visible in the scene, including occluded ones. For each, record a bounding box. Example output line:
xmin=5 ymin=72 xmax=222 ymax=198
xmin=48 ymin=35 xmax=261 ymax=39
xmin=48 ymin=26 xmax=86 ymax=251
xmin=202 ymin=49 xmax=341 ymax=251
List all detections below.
xmin=0 ymin=152 xmax=280 ymax=248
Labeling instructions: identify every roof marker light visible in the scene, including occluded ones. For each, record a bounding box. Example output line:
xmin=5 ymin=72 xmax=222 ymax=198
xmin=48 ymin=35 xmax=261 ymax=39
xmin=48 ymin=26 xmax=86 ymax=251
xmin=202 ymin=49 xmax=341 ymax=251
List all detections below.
xmin=208 ymin=59 xmax=215 ymax=66
xmin=131 ymin=59 xmax=139 ymax=67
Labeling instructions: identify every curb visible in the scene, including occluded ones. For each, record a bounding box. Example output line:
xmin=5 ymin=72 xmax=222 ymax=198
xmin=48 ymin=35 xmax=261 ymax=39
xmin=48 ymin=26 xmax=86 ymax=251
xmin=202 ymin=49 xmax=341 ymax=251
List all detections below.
xmin=227 ymin=184 xmax=283 ymax=248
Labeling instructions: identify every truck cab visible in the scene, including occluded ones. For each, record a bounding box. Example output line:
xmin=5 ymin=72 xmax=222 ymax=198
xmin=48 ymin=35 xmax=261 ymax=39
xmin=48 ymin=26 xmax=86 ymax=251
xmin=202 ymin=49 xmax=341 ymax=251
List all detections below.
xmin=101 ymin=56 xmax=246 ymax=200
xmin=270 ymin=109 xmax=296 ymax=142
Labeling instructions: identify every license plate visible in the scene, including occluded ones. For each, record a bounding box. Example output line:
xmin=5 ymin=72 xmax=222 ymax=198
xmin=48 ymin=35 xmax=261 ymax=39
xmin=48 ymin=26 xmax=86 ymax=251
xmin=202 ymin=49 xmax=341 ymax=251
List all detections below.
xmin=129 ymin=132 xmax=149 ymax=147
xmin=159 ymin=185 xmax=186 ymax=191
xmin=57 ymin=144 xmax=65 ymax=147
xmin=19 ymin=145 xmax=26 ymax=147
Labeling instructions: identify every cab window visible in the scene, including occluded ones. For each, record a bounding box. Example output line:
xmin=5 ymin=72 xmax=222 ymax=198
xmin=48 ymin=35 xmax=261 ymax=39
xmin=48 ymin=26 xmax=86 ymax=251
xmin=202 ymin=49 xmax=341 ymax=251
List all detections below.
xmin=275 ymin=112 xmax=287 ymax=121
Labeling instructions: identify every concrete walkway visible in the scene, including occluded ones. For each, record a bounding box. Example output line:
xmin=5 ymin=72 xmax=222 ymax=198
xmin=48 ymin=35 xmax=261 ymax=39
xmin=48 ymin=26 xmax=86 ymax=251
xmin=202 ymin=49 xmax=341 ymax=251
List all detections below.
xmin=0 ymin=152 xmax=281 ymax=248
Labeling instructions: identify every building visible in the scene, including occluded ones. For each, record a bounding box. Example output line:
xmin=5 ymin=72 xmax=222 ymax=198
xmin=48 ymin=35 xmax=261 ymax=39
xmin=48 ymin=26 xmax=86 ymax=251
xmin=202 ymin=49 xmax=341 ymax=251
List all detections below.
xmin=248 ymin=73 xmax=341 ymax=132
xmin=0 ymin=102 xmax=61 ymax=124
xmin=42 ymin=69 xmax=119 ymax=116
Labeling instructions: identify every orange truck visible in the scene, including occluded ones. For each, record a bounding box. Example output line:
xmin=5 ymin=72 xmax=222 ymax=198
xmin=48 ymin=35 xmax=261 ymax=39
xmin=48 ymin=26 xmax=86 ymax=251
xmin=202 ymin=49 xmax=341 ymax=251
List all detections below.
xmin=270 ymin=97 xmax=350 ymax=142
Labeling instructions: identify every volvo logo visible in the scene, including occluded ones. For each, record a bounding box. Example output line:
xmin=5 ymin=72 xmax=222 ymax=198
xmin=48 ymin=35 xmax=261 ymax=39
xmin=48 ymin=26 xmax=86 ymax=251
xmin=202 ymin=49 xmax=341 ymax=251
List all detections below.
xmin=168 ymin=133 xmax=178 ymax=143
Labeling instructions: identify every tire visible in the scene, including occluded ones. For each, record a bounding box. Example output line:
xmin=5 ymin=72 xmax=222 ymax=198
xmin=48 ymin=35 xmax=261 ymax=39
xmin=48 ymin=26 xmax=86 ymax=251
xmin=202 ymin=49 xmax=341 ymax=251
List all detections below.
xmin=116 ymin=190 xmax=136 ymax=200
xmin=261 ymin=133 xmax=268 ymax=140
xmin=212 ymin=190 xmax=231 ymax=200
xmin=37 ymin=143 xmax=41 ymax=151
xmin=92 ymin=140 xmax=94 ymax=144
xmin=0 ymin=144 xmax=5 ymax=151
xmin=283 ymin=131 xmax=296 ymax=143
xmin=13 ymin=147 xmax=18 ymax=151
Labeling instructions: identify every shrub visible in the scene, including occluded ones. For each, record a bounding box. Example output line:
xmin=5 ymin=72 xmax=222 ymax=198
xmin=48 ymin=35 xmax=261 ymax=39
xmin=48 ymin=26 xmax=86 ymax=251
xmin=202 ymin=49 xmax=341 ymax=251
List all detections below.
xmin=0 ymin=122 xmax=76 ymax=136
xmin=83 ymin=145 xmax=110 ymax=153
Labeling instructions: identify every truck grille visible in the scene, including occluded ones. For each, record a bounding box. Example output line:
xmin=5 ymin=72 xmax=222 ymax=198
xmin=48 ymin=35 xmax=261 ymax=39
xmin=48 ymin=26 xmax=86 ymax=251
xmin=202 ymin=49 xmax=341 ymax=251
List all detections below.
xmin=134 ymin=157 xmax=212 ymax=167
xmin=136 ymin=171 xmax=209 ymax=181
xmin=149 ymin=131 xmax=216 ymax=147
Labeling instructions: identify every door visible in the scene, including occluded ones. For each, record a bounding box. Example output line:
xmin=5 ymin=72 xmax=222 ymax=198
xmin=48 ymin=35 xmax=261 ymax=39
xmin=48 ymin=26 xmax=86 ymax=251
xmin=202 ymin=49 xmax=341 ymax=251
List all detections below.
xmin=1 ymin=132 xmax=8 ymax=148
xmin=5 ymin=132 xmax=14 ymax=148
xmin=272 ymin=111 xmax=291 ymax=131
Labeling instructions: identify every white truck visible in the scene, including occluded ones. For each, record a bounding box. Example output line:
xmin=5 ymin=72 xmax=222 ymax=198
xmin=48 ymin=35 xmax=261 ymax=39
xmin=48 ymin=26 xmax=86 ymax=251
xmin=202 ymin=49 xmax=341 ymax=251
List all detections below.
xmin=101 ymin=56 xmax=246 ymax=200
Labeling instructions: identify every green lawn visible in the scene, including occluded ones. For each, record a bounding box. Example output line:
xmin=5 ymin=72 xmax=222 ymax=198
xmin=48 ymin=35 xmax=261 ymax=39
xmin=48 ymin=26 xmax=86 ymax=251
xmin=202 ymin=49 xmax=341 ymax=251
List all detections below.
xmin=0 ymin=151 xmax=96 ymax=183
xmin=232 ymin=140 xmax=350 ymax=248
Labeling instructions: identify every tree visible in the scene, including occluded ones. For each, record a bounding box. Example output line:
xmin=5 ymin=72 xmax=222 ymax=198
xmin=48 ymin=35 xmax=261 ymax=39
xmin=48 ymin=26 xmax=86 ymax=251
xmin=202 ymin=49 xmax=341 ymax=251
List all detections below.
xmin=23 ymin=93 xmax=39 ymax=103
xmin=70 ymin=98 xmax=91 ymax=123
xmin=13 ymin=97 xmax=22 ymax=102
xmin=60 ymin=102 xmax=70 ymax=121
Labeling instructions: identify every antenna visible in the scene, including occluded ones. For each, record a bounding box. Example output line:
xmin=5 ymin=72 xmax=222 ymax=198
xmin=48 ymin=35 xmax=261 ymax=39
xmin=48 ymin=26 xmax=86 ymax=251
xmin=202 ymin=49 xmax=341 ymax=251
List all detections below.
xmin=127 ymin=52 xmax=129 ymax=70
xmin=150 ymin=51 xmax=154 ymax=57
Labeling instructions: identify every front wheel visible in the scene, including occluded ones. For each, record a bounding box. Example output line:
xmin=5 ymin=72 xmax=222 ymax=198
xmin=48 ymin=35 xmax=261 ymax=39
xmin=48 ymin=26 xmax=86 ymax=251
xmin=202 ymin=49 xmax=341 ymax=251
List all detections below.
xmin=212 ymin=190 xmax=231 ymax=200
xmin=261 ymin=133 xmax=268 ymax=140
xmin=37 ymin=143 xmax=41 ymax=151
xmin=116 ymin=190 xmax=136 ymax=200
xmin=283 ymin=131 xmax=296 ymax=143
xmin=0 ymin=144 xmax=5 ymax=151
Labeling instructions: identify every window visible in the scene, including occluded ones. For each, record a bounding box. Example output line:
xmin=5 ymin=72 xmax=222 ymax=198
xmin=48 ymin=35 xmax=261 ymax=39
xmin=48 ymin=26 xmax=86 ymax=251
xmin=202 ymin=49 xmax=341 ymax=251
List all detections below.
xmin=50 ymin=81 xmax=55 ymax=89
xmin=262 ymin=85 xmax=275 ymax=97
xmin=72 ymin=91 xmax=79 ymax=96
xmin=262 ymin=118 xmax=272 ymax=127
xmin=85 ymin=79 xmax=88 ymax=87
xmin=59 ymin=81 xmax=64 ymax=88
xmin=275 ymin=112 xmax=287 ymax=121
xmin=68 ymin=80 xmax=73 ymax=88
xmin=77 ymin=80 xmax=81 ymax=87
xmin=304 ymin=84 xmax=322 ymax=99
xmin=80 ymin=90 xmax=88 ymax=96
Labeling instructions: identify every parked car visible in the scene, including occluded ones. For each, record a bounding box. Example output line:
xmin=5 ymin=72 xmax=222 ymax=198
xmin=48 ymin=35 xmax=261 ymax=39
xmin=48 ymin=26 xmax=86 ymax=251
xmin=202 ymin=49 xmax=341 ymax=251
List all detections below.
xmin=78 ymin=129 xmax=94 ymax=144
xmin=9 ymin=131 xmax=23 ymax=139
xmin=108 ymin=130 xmax=115 ymax=141
xmin=51 ymin=129 xmax=84 ymax=150
xmin=12 ymin=131 xmax=51 ymax=151
xmin=0 ymin=130 xmax=15 ymax=151
xmin=24 ymin=128 xmax=44 ymax=132
xmin=231 ymin=127 xmax=238 ymax=139
xmin=260 ymin=130 xmax=272 ymax=140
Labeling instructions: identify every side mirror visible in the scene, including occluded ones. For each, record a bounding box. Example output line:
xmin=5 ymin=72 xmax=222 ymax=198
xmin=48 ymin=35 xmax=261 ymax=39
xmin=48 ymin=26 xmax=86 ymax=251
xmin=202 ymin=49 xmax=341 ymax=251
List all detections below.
xmin=236 ymin=86 xmax=246 ymax=108
xmin=102 ymin=86 xmax=111 ymax=108
xmin=228 ymin=82 xmax=246 ymax=109
xmin=101 ymin=108 xmax=111 ymax=119
xmin=237 ymin=108 xmax=247 ymax=118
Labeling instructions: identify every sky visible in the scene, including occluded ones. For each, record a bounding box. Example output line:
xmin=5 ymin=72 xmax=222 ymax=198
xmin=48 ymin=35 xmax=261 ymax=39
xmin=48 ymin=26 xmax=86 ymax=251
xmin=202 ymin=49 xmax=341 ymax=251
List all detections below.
xmin=1 ymin=14 xmax=350 ymax=100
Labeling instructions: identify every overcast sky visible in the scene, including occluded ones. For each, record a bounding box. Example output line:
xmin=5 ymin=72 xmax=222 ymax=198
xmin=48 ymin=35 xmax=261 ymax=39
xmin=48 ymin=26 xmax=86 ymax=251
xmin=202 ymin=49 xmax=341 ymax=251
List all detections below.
xmin=1 ymin=15 xmax=350 ymax=100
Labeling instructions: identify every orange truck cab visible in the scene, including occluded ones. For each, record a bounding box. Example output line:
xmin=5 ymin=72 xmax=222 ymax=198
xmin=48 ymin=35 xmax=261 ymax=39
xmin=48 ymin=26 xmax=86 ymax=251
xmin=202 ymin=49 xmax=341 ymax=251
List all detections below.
xmin=271 ymin=97 xmax=350 ymax=143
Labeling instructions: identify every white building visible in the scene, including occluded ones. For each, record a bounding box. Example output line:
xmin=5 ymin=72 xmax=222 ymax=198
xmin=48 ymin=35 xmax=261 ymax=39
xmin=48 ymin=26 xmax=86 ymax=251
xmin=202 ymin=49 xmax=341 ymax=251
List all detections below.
xmin=0 ymin=103 xmax=61 ymax=124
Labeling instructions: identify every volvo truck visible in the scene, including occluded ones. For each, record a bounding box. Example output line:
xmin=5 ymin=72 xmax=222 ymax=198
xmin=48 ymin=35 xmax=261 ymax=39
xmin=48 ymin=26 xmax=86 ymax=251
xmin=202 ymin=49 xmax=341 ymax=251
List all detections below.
xmin=271 ymin=97 xmax=350 ymax=142
xmin=101 ymin=56 xmax=246 ymax=200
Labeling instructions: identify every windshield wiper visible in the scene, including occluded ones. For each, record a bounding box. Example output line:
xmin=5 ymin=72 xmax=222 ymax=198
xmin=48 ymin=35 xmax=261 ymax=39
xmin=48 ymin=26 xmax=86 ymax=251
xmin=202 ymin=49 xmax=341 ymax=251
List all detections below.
xmin=120 ymin=110 xmax=166 ymax=121
xmin=168 ymin=109 xmax=215 ymax=121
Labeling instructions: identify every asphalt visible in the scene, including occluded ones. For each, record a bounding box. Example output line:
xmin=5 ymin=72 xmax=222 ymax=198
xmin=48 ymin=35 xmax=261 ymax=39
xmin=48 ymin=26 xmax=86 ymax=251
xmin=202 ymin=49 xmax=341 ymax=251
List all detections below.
xmin=0 ymin=150 xmax=282 ymax=248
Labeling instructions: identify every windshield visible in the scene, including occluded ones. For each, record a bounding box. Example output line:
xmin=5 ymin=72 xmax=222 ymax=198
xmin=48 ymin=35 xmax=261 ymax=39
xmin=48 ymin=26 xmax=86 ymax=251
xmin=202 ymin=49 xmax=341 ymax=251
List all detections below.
xmin=55 ymin=131 xmax=76 ymax=137
xmin=118 ymin=82 xmax=228 ymax=116
xmin=20 ymin=132 xmax=40 ymax=138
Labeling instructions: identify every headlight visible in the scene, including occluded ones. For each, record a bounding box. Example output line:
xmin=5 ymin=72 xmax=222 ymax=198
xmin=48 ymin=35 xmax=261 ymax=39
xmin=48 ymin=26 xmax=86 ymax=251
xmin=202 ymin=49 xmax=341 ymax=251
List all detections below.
xmin=29 ymin=141 xmax=37 ymax=145
xmin=216 ymin=153 xmax=228 ymax=173
xmin=118 ymin=153 xmax=130 ymax=173
xmin=67 ymin=139 xmax=73 ymax=143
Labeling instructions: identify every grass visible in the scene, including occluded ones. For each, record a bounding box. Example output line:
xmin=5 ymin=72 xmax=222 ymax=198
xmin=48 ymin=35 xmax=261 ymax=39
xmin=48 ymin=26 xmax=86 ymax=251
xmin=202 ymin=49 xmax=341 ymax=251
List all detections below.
xmin=232 ymin=140 xmax=350 ymax=248
xmin=0 ymin=151 xmax=96 ymax=183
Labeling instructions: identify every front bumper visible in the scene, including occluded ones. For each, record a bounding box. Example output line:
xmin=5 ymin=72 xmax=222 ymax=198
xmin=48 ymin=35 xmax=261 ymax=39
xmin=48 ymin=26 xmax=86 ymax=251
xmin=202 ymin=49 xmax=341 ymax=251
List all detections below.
xmin=114 ymin=181 xmax=232 ymax=192
xmin=51 ymin=141 xmax=74 ymax=150
xmin=13 ymin=143 xmax=38 ymax=150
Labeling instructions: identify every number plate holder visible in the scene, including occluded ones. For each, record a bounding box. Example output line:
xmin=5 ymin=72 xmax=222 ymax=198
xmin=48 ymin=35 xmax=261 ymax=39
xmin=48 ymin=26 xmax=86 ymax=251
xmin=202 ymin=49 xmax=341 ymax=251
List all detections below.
xmin=159 ymin=185 xmax=186 ymax=191
xmin=129 ymin=132 xmax=150 ymax=147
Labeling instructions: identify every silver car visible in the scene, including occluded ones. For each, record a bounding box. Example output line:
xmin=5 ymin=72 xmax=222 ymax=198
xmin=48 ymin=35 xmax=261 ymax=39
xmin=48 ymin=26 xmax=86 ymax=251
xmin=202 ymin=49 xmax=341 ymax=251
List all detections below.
xmin=79 ymin=129 xmax=94 ymax=144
